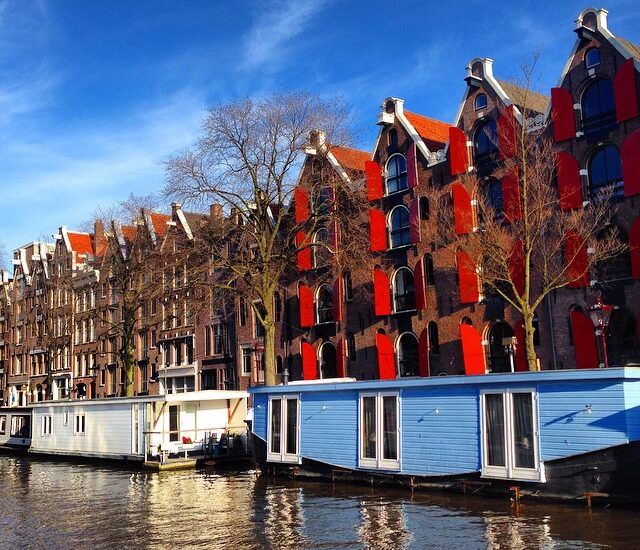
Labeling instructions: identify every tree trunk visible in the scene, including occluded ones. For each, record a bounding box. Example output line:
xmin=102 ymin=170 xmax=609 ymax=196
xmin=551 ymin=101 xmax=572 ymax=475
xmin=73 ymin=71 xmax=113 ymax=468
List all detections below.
xmin=263 ymin=322 xmax=277 ymax=386
xmin=522 ymin=313 xmax=539 ymax=371
xmin=123 ymin=328 xmax=135 ymax=397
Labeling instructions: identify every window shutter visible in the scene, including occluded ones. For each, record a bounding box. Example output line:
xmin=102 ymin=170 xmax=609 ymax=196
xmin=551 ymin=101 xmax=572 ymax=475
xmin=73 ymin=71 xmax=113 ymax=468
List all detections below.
xmin=407 ymin=142 xmax=418 ymax=188
xmin=623 ymin=129 xmax=640 ymax=197
xmin=301 ymin=341 xmax=318 ymax=380
xmin=449 ymin=126 xmax=469 ymax=176
xmin=414 ymin=257 xmax=426 ymax=310
xmin=508 ymin=239 xmax=525 ymax=297
xmin=456 ymin=250 xmax=479 ymax=304
xmin=514 ymin=321 xmax=527 ymax=372
xmin=570 ymin=310 xmax=598 ymax=369
xmin=459 ymin=324 xmax=485 ymax=375
xmin=296 ymin=231 xmax=312 ymax=272
xmin=498 ymin=105 xmax=517 ymax=160
xmin=631 ymin=218 xmax=640 ymax=279
xmin=556 ymin=151 xmax=583 ymax=210
xmin=409 ymin=197 xmax=421 ymax=243
xmin=294 ymin=185 xmax=310 ymax=224
xmin=336 ymin=338 xmax=347 ymax=378
xmin=369 ymin=208 xmax=387 ymax=252
xmin=365 ymin=160 xmax=383 ymax=201
xmin=298 ymin=284 xmax=314 ymax=328
xmin=332 ymin=277 xmax=343 ymax=322
xmin=418 ymin=328 xmax=430 ymax=377
xmin=376 ymin=332 xmax=396 ymax=380
xmin=614 ymin=58 xmax=639 ymax=123
xmin=501 ymin=166 xmax=522 ymax=222
xmin=452 ymin=183 xmax=473 ymax=235
xmin=373 ymin=268 xmax=391 ymax=316
xmin=328 ymin=219 xmax=340 ymax=252
xmin=565 ymin=232 xmax=589 ymax=288
xmin=551 ymin=87 xmax=576 ymax=142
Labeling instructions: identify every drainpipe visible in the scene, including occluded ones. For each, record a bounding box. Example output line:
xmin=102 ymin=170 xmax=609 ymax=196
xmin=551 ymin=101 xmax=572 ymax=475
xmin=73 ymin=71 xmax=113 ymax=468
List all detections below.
xmin=546 ymin=293 xmax=558 ymax=370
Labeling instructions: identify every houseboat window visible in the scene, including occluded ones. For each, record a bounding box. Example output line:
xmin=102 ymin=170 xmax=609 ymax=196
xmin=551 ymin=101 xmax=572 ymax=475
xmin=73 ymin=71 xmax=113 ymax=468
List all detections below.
xmin=10 ymin=416 xmax=29 ymax=438
xmin=270 ymin=398 xmax=282 ymax=454
xmin=0 ymin=415 xmax=5 ymax=435
xmin=42 ymin=415 xmax=52 ymax=437
xmin=267 ymin=395 xmax=300 ymax=464
xmin=359 ymin=393 xmax=400 ymax=470
xmin=286 ymin=399 xmax=298 ymax=455
xmin=169 ymin=405 xmax=179 ymax=442
xmin=386 ymin=154 xmax=408 ymax=195
xmin=63 ymin=411 xmax=69 ymax=426
xmin=74 ymin=414 xmax=86 ymax=436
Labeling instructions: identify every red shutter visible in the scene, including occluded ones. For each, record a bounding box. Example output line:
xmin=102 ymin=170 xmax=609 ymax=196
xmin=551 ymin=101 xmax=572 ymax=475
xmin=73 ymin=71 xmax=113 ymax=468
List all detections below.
xmin=460 ymin=324 xmax=485 ymax=375
xmin=296 ymin=231 xmax=312 ymax=272
xmin=328 ymin=219 xmax=340 ymax=251
xmin=556 ymin=151 xmax=583 ymax=210
xmin=376 ymin=332 xmax=396 ymax=380
xmin=294 ymin=186 xmax=310 ymax=224
xmin=418 ymin=328 xmax=430 ymax=377
xmin=298 ymin=284 xmax=314 ymax=328
xmin=409 ymin=197 xmax=420 ymax=243
xmin=332 ymin=277 xmax=343 ymax=322
xmin=565 ymin=232 xmax=589 ymax=288
xmin=336 ymin=338 xmax=347 ymax=378
xmin=514 ymin=321 xmax=527 ymax=372
xmin=407 ymin=142 xmax=418 ymax=188
xmin=501 ymin=166 xmax=522 ymax=222
xmin=498 ymin=105 xmax=517 ymax=160
xmin=449 ymin=126 xmax=469 ymax=176
xmin=365 ymin=160 xmax=383 ymax=201
xmin=508 ymin=239 xmax=525 ymax=297
xmin=414 ymin=257 xmax=426 ymax=310
xmin=570 ymin=310 xmax=598 ymax=369
xmin=373 ymin=268 xmax=391 ymax=316
xmin=301 ymin=341 xmax=318 ymax=380
xmin=623 ymin=129 xmax=640 ymax=197
xmin=456 ymin=250 xmax=479 ymax=304
xmin=630 ymin=217 xmax=640 ymax=279
xmin=369 ymin=208 xmax=387 ymax=252
xmin=452 ymin=183 xmax=473 ymax=235
xmin=551 ymin=87 xmax=576 ymax=143
xmin=614 ymin=58 xmax=639 ymax=123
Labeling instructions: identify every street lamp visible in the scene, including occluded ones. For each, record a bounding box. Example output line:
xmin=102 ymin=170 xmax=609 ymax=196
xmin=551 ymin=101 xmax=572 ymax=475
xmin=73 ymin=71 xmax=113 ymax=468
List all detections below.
xmin=589 ymin=292 xmax=614 ymax=369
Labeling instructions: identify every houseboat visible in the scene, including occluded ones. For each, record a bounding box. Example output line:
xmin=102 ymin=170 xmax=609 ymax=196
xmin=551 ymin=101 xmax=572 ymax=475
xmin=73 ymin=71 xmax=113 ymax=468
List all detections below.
xmin=0 ymin=407 xmax=32 ymax=453
xmin=250 ymin=368 xmax=640 ymax=504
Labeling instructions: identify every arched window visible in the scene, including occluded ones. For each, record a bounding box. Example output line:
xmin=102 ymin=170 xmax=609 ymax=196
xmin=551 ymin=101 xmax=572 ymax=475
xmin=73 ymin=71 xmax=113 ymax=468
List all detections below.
xmin=386 ymin=154 xmax=408 ymax=194
xmin=487 ymin=321 xmax=514 ymax=373
xmin=483 ymin=177 xmax=503 ymax=220
xmin=419 ymin=196 xmax=430 ymax=221
xmin=607 ymin=308 xmax=640 ymax=367
xmin=315 ymin=284 xmax=334 ymax=324
xmin=594 ymin=225 xmax=631 ymax=281
xmin=313 ymin=227 xmax=330 ymax=268
xmin=475 ymin=93 xmax=487 ymax=111
xmin=428 ymin=321 xmax=440 ymax=354
xmin=473 ymin=119 xmax=498 ymax=166
xmin=588 ymin=145 xmax=623 ymax=199
xmin=318 ymin=341 xmax=337 ymax=378
xmin=346 ymin=332 xmax=356 ymax=361
xmin=461 ymin=316 xmax=473 ymax=326
xmin=389 ymin=205 xmax=411 ymax=248
xmin=581 ymin=78 xmax=616 ymax=136
xmin=397 ymin=332 xmax=419 ymax=377
xmin=585 ymin=47 xmax=600 ymax=69
xmin=388 ymin=128 xmax=398 ymax=147
xmin=424 ymin=254 xmax=435 ymax=286
xmin=392 ymin=267 xmax=415 ymax=312
xmin=343 ymin=270 xmax=353 ymax=301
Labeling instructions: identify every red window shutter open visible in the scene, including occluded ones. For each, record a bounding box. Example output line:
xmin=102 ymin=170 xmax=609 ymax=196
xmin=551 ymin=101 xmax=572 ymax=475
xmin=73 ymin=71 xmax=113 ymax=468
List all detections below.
xmin=514 ymin=321 xmax=527 ymax=372
xmin=373 ymin=268 xmax=391 ymax=316
xmin=449 ymin=126 xmax=469 ymax=176
xmin=407 ymin=142 xmax=418 ymax=188
xmin=409 ymin=197 xmax=421 ymax=243
xmin=551 ymin=87 xmax=576 ymax=143
xmin=328 ymin=219 xmax=340 ymax=252
xmin=296 ymin=231 xmax=312 ymax=272
xmin=565 ymin=232 xmax=589 ymax=288
xmin=414 ymin=257 xmax=426 ymax=310
xmin=631 ymin=217 xmax=640 ymax=279
xmin=508 ymin=239 xmax=525 ymax=297
xmin=460 ymin=324 xmax=485 ymax=375
xmin=456 ymin=250 xmax=479 ymax=304
xmin=376 ymin=332 xmax=396 ymax=380
xmin=332 ymin=277 xmax=343 ymax=322
xmin=623 ymin=129 xmax=640 ymax=197
xmin=418 ymin=327 xmax=430 ymax=377
xmin=336 ymin=338 xmax=347 ymax=378
xmin=301 ymin=341 xmax=318 ymax=380
xmin=498 ymin=105 xmax=517 ymax=160
xmin=294 ymin=185 xmax=310 ymax=224
xmin=369 ymin=208 xmax=387 ymax=252
xmin=556 ymin=151 xmax=583 ymax=210
xmin=452 ymin=183 xmax=473 ymax=235
xmin=365 ymin=160 xmax=383 ymax=201
xmin=614 ymin=58 xmax=639 ymax=124
xmin=570 ymin=310 xmax=598 ymax=369
xmin=298 ymin=284 xmax=314 ymax=328
xmin=501 ymin=166 xmax=522 ymax=222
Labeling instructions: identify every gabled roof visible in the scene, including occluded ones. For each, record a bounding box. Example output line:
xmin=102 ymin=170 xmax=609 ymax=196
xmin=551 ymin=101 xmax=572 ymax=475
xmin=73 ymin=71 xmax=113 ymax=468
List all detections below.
xmin=121 ymin=225 xmax=137 ymax=244
xmin=183 ymin=211 xmax=209 ymax=232
xmin=330 ymin=146 xmax=369 ymax=172
xmin=67 ymin=232 xmax=94 ymax=262
xmin=496 ymin=80 xmax=549 ymax=114
xmin=404 ymin=111 xmax=451 ymax=149
xmin=150 ymin=213 xmax=170 ymax=238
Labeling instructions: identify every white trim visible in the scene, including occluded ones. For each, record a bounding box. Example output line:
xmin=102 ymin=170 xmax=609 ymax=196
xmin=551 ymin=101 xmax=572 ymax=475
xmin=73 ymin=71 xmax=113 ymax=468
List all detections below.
xmin=358 ymin=392 xmax=400 ymax=471
xmin=387 ymin=204 xmax=411 ymax=250
xmin=266 ymin=394 xmax=301 ymax=464
xmin=317 ymin=341 xmax=337 ymax=378
xmin=391 ymin=266 xmax=415 ymax=314
xmin=395 ymin=332 xmax=419 ymax=378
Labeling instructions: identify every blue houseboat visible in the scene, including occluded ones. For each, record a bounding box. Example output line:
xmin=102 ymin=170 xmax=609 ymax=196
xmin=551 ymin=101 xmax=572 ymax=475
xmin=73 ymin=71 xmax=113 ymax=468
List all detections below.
xmin=250 ymin=368 xmax=640 ymax=504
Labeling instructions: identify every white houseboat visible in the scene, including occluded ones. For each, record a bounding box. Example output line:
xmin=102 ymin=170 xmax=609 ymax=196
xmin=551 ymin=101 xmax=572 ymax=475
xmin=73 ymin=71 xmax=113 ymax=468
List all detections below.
xmin=0 ymin=407 xmax=32 ymax=452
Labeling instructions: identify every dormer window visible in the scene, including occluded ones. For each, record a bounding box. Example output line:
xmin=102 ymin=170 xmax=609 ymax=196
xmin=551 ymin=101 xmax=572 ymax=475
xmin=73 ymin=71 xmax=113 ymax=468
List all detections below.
xmin=385 ymin=154 xmax=408 ymax=194
xmin=475 ymin=93 xmax=487 ymax=111
xmin=585 ymin=47 xmax=600 ymax=69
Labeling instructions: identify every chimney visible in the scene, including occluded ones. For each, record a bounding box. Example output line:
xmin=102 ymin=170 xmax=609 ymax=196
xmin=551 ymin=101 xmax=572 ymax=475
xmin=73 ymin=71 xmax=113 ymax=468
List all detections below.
xmin=171 ymin=202 xmax=182 ymax=219
xmin=210 ymin=203 xmax=223 ymax=220
xmin=94 ymin=219 xmax=106 ymax=255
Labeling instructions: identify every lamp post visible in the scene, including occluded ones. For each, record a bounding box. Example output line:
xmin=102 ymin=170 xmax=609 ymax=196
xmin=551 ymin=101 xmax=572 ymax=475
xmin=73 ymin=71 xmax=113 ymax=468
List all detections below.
xmin=589 ymin=292 xmax=614 ymax=369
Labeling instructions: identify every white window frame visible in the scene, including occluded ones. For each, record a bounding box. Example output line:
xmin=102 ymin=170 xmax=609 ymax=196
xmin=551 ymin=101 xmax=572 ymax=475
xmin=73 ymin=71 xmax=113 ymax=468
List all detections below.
xmin=358 ymin=392 xmax=400 ymax=471
xmin=266 ymin=395 xmax=301 ymax=464
xmin=42 ymin=415 xmax=52 ymax=437
xmin=63 ymin=411 xmax=69 ymax=426
xmin=480 ymin=389 xmax=545 ymax=482
xmin=74 ymin=414 xmax=86 ymax=436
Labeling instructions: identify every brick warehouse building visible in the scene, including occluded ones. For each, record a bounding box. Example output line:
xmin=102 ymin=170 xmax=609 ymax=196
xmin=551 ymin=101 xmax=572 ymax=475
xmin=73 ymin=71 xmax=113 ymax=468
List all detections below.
xmin=1 ymin=7 xmax=640 ymax=406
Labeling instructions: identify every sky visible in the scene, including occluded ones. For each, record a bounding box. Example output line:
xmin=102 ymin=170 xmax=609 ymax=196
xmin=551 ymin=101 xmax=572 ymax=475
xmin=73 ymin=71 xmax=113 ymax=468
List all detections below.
xmin=0 ymin=0 xmax=639 ymax=264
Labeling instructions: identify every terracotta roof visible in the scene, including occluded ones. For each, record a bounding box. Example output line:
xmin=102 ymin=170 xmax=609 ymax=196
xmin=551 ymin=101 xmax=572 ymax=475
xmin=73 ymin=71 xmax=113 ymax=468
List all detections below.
xmin=403 ymin=111 xmax=451 ymax=149
xmin=121 ymin=225 xmax=137 ymax=243
xmin=150 ymin=212 xmax=170 ymax=238
xmin=67 ymin=232 xmax=93 ymax=262
xmin=619 ymin=37 xmax=640 ymax=63
xmin=497 ymin=80 xmax=549 ymax=114
xmin=330 ymin=146 xmax=369 ymax=172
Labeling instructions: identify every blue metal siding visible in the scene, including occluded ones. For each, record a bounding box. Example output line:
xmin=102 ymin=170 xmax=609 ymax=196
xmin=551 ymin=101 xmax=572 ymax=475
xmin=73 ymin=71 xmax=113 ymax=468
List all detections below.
xmin=253 ymin=393 xmax=268 ymax=440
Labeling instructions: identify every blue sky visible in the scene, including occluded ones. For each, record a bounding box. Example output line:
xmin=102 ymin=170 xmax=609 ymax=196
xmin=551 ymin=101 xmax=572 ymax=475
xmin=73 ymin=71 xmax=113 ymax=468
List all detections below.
xmin=1 ymin=0 xmax=639 ymax=263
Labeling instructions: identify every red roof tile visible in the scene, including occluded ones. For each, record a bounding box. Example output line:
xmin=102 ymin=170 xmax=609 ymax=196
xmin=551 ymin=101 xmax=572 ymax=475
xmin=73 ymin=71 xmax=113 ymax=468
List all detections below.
xmin=404 ymin=111 xmax=451 ymax=150
xmin=330 ymin=146 xmax=369 ymax=172
xmin=121 ymin=225 xmax=137 ymax=243
xmin=67 ymin=232 xmax=94 ymax=262
xmin=150 ymin=213 xmax=170 ymax=238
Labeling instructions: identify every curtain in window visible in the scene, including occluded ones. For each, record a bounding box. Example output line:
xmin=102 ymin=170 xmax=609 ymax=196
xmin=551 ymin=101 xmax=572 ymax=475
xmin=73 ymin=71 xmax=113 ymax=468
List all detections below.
xmin=485 ymin=394 xmax=505 ymax=467
xmin=382 ymin=396 xmax=398 ymax=461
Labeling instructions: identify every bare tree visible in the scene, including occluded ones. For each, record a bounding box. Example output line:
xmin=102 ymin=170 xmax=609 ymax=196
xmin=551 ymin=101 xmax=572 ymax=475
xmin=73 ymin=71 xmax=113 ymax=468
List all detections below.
xmin=79 ymin=193 xmax=163 ymax=232
xmin=0 ymin=240 xmax=6 ymax=270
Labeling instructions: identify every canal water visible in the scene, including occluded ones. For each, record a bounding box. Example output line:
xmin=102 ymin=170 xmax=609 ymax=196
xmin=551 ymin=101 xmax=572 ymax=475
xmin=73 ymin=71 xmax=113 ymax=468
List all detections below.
xmin=1 ymin=456 xmax=639 ymax=549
